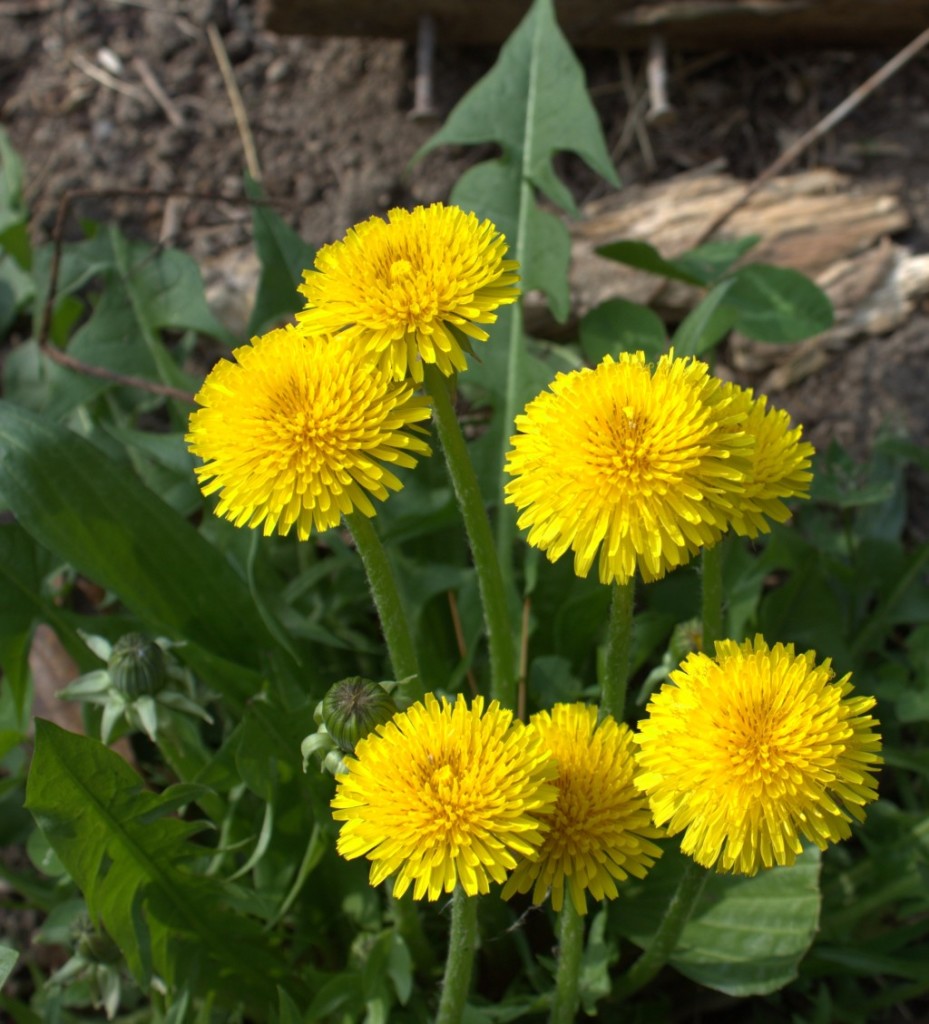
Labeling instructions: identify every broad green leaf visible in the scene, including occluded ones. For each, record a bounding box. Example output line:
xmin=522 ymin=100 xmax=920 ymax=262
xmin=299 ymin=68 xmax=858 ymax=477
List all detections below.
xmin=420 ymin=0 xmax=617 ymax=215
xmin=596 ymin=236 xmax=760 ymax=289
xmin=26 ymin=721 xmax=286 ymax=1010
xmin=246 ymin=176 xmax=316 ymax=336
xmin=596 ymin=239 xmax=706 ymax=286
xmin=0 ymin=524 xmax=42 ymax=713
xmin=0 ymin=945 xmax=17 ymax=989
xmin=277 ymin=986 xmax=304 ymax=1024
xmin=0 ymin=128 xmax=28 ymax=257
xmin=579 ymin=298 xmax=667 ymax=364
xmin=724 ymin=264 xmax=833 ymax=342
xmin=0 ymin=253 xmax=33 ymax=336
xmin=675 ymin=236 xmax=760 ymax=285
xmin=617 ymin=845 xmax=821 ymax=996
xmin=0 ymin=401 xmax=272 ymax=668
xmin=0 ymin=523 xmax=97 ymax=709
xmin=110 ymin=230 xmax=234 ymax=344
xmin=672 ymin=279 xmax=737 ymax=356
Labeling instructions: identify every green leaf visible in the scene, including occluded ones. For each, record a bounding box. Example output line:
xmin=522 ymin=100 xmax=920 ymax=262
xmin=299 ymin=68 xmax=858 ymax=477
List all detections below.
xmin=596 ymin=239 xmax=706 ymax=286
xmin=246 ymin=176 xmax=316 ymax=336
xmin=579 ymin=298 xmax=667 ymax=364
xmin=0 ymin=127 xmax=28 ymax=257
xmin=0 ymin=945 xmax=18 ymax=989
xmin=25 ymin=720 xmax=285 ymax=1010
xmin=596 ymin=236 xmax=761 ymax=289
xmin=420 ymin=0 xmax=617 ymax=215
xmin=671 ymin=279 xmax=738 ymax=357
xmin=0 ymin=401 xmax=272 ymax=668
xmin=618 ymin=845 xmax=821 ymax=997
xmin=0 ymin=253 xmax=34 ymax=337
xmin=111 ymin=231 xmax=234 ymax=345
xmin=723 ymin=264 xmax=833 ymax=342
xmin=276 ymin=986 xmax=305 ymax=1024
xmin=674 ymin=236 xmax=760 ymax=285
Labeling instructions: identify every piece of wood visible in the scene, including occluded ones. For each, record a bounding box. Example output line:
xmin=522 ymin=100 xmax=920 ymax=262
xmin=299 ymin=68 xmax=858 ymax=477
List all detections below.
xmin=566 ymin=167 xmax=909 ymax=320
xmin=262 ymin=0 xmax=929 ymax=50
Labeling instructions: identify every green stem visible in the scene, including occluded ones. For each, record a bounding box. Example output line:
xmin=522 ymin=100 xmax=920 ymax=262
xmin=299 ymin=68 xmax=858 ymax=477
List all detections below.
xmin=346 ymin=511 xmax=423 ymax=697
xmin=614 ymin=858 xmax=708 ymax=1000
xmin=424 ymin=366 xmax=516 ymax=706
xmin=603 ymin=579 xmax=635 ymax=721
xmin=435 ymin=887 xmax=479 ymax=1024
xmin=549 ymin=899 xmax=585 ymax=1024
xmin=701 ymin=542 xmax=724 ymax=652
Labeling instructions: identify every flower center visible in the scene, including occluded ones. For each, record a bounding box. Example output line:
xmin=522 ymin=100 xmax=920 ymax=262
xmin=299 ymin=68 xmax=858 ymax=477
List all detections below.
xmin=389 ymin=258 xmax=413 ymax=280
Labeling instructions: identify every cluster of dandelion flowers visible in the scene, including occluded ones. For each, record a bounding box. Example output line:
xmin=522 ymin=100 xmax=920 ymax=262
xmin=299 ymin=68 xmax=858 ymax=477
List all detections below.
xmin=331 ymin=694 xmax=558 ymax=901
xmin=504 ymin=350 xmax=756 ymax=586
xmin=297 ymin=203 xmax=520 ymax=382
xmin=186 ymin=325 xmax=431 ymax=541
xmin=502 ymin=703 xmax=663 ymax=915
xmin=634 ymin=636 xmax=882 ymax=875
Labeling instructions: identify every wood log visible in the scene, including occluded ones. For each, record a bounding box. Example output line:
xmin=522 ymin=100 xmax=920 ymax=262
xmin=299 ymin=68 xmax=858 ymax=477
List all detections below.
xmin=262 ymin=0 xmax=929 ymax=50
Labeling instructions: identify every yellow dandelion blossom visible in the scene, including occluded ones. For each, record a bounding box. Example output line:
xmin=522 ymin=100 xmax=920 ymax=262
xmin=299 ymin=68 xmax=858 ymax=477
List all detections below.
xmin=297 ymin=203 xmax=520 ymax=382
xmin=186 ymin=325 xmax=431 ymax=540
xmin=722 ymin=383 xmax=815 ymax=538
xmin=502 ymin=703 xmax=663 ymax=915
xmin=504 ymin=351 xmax=755 ymax=586
xmin=634 ymin=636 xmax=882 ymax=875
xmin=331 ymin=694 xmax=558 ymax=901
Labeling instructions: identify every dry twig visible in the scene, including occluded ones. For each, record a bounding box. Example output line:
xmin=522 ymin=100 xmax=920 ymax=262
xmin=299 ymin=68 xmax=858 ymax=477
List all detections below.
xmin=70 ymin=52 xmax=146 ymax=102
xmin=207 ymin=22 xmax=262 ymax=183
xmin=131 ymin=56 xmax=186 ymax=128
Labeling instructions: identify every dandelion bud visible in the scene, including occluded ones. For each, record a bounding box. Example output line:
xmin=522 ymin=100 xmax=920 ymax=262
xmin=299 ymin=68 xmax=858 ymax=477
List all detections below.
xmin=322 ymin=677 xmax=399 ymax=753
xmin=108 ymin=633 xmax=167 ymax=699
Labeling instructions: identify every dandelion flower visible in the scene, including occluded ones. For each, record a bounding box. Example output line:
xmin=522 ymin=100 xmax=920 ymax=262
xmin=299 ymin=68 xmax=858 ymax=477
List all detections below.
xmin=186 ymin=325 xmax=431 ymax=540
xmin=504 ymin=351 xmax=754 ymax=585
xmin=634 ymin=636 xmax=882 ymax=875
xmin=297 ymin=203 xmax=520 ymax=382
xmin=723 ymin=384 xmax=815 ymax=538
xmin=502 ymin=703 xmax=663 ymax=915
xmin=331 ymin=694 xmax=558 ymax=901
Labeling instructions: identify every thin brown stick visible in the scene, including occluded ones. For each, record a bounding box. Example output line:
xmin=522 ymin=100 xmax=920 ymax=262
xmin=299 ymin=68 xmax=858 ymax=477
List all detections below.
xmin=70 ymin=53 xmax=146 ymax=102
xmin=207 ymin=22 xmax=262 ymax=183
xmin=131 ymin=56 xmax=186 ymax=128
xmin=42 ymin=346 xmax=197 ymax=403
xmin=447 ymin=590 xmax=479 ymax=697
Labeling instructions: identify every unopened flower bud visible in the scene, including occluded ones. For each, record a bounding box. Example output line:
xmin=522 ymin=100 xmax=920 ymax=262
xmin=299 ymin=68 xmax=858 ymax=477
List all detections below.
xmin=108 ymin=633 xmax=168 ymax=699
xmin=322 ymin=677 xmax=399 ymax=753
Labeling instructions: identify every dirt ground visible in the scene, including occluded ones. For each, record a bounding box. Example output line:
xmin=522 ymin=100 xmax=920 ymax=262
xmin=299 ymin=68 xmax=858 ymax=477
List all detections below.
xmin=3 ymin=0 xmax=929 ymax=525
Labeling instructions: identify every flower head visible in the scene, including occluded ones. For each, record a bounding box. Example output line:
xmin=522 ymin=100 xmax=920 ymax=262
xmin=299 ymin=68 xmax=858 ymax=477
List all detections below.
xmin=504 ymin=351 xmax=754 ymax=585
xmin=502 ymin=703 xmax=663 ymax=915
xmin=634 ymin=636 xmax=882 ymax=875
xmin=331 ymin=694 xmax=558 ymax=900
xmin=297 ymin=203 xmax=520 ymax=382
xmin=722 ymin=384 xmax=815 ymax=538
xmin=186 ymin=325 xmax=431 ymax=540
